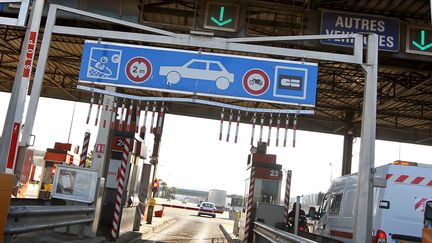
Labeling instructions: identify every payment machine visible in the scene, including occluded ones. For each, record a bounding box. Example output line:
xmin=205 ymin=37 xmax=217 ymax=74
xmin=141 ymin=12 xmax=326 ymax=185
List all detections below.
xmin=239 ymin=142 xmax=284 ymax=242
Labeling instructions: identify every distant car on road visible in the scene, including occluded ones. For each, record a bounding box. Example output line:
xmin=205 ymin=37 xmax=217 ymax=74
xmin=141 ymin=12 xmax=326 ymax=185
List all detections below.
xmin=159 ymin=59 xmax=234 ymax=90
xmin=198 ymin=202 xmax=216 ymax=218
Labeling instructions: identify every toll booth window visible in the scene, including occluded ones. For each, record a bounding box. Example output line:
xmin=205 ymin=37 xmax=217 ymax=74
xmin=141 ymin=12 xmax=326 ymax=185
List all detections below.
xmin=253 ymin=180 xmax=279 ymax=204
xmin=329 ymin=193 xmax=343 ymax=214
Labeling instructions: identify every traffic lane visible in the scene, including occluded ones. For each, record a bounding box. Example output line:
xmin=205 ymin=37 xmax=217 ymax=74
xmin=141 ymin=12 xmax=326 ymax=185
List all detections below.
xmin=141 ymin=207 xmax=231 ymax=242
xmin=162 ymin=206 xmax=234 ymax=232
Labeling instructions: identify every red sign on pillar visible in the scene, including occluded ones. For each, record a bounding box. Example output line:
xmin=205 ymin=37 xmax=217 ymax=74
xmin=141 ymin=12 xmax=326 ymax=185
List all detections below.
xmin=95 ymin=144 xmax=106 ymax=153
xmin=7 ymin=122 xmax=21 ymax=170
xmin=22 ymin=31 xmax=37 ymax=78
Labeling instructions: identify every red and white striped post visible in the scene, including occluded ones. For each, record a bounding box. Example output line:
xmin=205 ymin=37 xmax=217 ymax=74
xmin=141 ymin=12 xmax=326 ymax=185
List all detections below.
xmin=244 ymin=165 xmax=256 ymax=242
xmin=219 ymin=108 xmax=225 ymax=141
xmin=259 ymin=114 xmax=264 ymax=144
xmin=250 ymin=113 xmax=256 ymax=145
xmin=267 ymin=114 xmax=273 ymax=146
xmin=283 ymin=170 xmax=292 ymax=225
xmin=276 ymin=114 xmax=281 ymax=147
xmin=118 ymin=100 xmax=126 ymax=131
xmin=140 ymin=102 xmax=149 ymax=139
xmin=110 ymin=98 xmax=118 ymax=130
xmin=86 ymin=93 xmax=94 ymax=124
xmin=150 ymin=101 xmax=157 ymax=134
xmin=283 ymin=115 xmax=290 ymax=147
xmin=111 ymin=138 xmax=131 ymax=239
xmin=234 ymin=110 xmax=241 ymax=143
xmin=226 ymin=110 xmax=233 ymax=142
xmin=157 ymin=102 xmax=165 ymax=135
xmin=79 ymin=132 xmax=91 ymax=167
xmin=94 ymin=95 xmax=102 ymax=126
xmin=125 ymin=102 xmax=133 ymax=132
xmin=135 ymin=102 xmax=141 ymax=133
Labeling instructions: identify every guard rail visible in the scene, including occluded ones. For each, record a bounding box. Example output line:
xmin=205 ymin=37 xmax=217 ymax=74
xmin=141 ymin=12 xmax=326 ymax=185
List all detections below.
xmin=253 ymin=221 xmax=317 ymax=243
xmin=3 ymin=205 xmax=95 ymax=242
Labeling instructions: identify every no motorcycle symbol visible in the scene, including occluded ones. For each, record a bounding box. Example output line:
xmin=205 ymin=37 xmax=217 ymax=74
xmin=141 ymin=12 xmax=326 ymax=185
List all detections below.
xmin=242 ymin=69 xmax=270 ymax=96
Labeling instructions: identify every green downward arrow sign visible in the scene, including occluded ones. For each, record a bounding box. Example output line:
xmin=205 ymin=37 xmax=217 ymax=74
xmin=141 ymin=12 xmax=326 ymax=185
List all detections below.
xmin=412 ymin=30 xmax=432 ymax=51
xmin=210 ymin=6 xmax=232 ymax=27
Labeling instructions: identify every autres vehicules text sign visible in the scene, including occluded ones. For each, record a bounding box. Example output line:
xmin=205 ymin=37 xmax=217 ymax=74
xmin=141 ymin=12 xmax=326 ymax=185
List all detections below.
xmin=79 ymin=41 xmax=318 ymax=106
xmin=320 ymin=10 xmax=400 ymax=52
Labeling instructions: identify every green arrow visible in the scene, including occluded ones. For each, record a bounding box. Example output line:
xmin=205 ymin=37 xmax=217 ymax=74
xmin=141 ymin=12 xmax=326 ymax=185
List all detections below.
xmin=210 ymin=6 xmax=232 ymax=27
xmin=412 ymin=30 xmax=432 ymax=51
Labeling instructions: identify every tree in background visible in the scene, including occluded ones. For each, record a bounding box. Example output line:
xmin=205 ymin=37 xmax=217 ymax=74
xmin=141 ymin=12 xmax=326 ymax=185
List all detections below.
xmin=166 ymin=187 xmax=176 ymax=199
xmin=158 ymin=179 xmax=176 ymax=199
xmin=160 ymin=181 xmax=168 ymax=197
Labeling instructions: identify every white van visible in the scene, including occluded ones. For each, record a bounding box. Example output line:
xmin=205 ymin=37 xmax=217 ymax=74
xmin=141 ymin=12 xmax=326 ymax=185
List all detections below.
xmin=310 ymin=161 xmax=432 ymax=243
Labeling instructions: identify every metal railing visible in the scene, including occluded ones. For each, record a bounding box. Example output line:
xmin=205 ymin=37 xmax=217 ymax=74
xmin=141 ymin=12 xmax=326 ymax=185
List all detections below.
xmin=253 ymin=222 xmax=317 ymax=243
xmin=3 ymin=205 xmax=95 ymax=242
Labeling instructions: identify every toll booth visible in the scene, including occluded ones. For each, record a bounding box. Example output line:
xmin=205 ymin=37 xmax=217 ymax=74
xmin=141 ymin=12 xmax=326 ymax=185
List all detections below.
xmin=38 ymin=143 xmax=79 ymax=199
xmin=98 ymin=127 xmax=151 ymax=238
xmin=239 ymin=143 xmax=283 ymax=242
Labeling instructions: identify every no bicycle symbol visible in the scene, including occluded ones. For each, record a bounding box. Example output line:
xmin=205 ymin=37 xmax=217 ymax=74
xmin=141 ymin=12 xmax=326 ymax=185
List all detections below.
xmin=125 ymin=57 xmax=152 ymax=83
xmin=242 ymin=69 xmax=270 ymax=96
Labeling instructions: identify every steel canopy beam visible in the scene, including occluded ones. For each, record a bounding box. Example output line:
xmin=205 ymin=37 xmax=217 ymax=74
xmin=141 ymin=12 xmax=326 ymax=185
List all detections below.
xmin=53 ymin=25 xmax=363 ymax=64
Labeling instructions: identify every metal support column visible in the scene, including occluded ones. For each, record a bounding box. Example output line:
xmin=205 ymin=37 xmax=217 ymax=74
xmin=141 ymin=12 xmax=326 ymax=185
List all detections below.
xmin=353 ymin=34 xmax=378 ymax=243
xmin=0 ymin=0 xmax=44 ymax=173
xmin=146 ymin=112 xmax=165 ymax=224
xmin=86 ymin=86 xmax=115 ymax=237
xmin=341 ymin=112 xmax=354 ymax=176
xmin=91 ymin=87 xmax=115 ymax=176
xmin=21 ymin=4 xmax=57 ymax=148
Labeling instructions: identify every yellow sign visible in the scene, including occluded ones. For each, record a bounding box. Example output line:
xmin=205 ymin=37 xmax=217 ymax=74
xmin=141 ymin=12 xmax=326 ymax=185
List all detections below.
xmin=148 ymin=198 xmax=156 ymax=206
xmin=43 ymin=183 xmax=53 ymax=192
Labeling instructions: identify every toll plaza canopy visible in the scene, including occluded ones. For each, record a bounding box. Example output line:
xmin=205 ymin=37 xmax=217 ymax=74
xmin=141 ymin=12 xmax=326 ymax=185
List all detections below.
xmin=0 ymin=0 xmax=431 ymax=145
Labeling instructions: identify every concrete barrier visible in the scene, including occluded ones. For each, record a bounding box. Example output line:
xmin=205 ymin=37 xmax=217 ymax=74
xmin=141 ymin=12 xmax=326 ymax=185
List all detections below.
xmin=0 ymin=173 xmax=15 ymax=243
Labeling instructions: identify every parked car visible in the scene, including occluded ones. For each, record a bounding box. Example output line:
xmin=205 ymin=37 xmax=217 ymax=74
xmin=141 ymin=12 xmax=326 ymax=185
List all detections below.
xmin=198 ymin=202 xmax=216 ymax=218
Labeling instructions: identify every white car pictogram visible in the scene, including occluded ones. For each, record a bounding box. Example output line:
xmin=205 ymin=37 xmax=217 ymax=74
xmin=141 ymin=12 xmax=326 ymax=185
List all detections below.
xmin=159 ymin=59 xmax=235 ymax=90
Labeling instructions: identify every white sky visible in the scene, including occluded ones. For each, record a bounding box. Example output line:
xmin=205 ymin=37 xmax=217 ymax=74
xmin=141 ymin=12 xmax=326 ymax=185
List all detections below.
xmin=1 ymin=92 xmax=432 ymax=197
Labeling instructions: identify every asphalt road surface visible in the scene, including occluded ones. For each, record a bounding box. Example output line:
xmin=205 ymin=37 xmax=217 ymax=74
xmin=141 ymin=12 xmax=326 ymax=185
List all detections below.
xmin=141 ymin=206 xmax=234 ymax=243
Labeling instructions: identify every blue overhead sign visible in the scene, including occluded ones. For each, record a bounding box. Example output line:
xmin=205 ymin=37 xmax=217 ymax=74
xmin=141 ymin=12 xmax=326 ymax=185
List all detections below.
xmin=320 ymin=11 xmax=400 ymax=52
xmin=79 ymin=41 xmax=318 ymax=106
